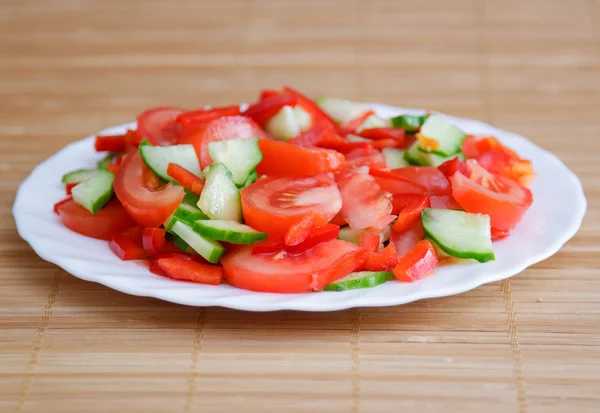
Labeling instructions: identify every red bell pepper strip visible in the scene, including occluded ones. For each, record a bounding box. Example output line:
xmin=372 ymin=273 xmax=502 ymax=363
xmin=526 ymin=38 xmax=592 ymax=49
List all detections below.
xmin=437 ymin=156 xmax=466 ymax=179
xmin=109 ymin=233 xmax=148 ymax=261
xmin=364 ymin=243 xmax=399 ymax=271
xmin=338 ymin=110 xmax=375 ymax=135
xmin=393 ymin=239 xmax=438 ymax=282
xmin=359 ymin=230 xmax=380 ymax=253
xmin=391 ymin=193 xmax=430 ymax=233
xmin=53 ymin=196 xmax=73 ymax=215
xmin=370 ymin=138 xmax=401 ymax=150
xmin=259 ymin=89 xmax=281 ymax=100
xmin=65 ymin=182 xmax=78 ymax=195
xmin=166 ymin=163 xmax=205 ymax=195
xmin=95 ymin=134 xmax=128 ymax=152
xmin=284 ymin=215 xmax=315 ymax=246
xmin=142 ymin=228 xmax=167 ymax=256
xmin=357 ymin=127 xmax=406 ymax=143
xmin=285 ymin=224 xmax=340 ymax=255
xmin=176 ymin=105 xmax=242 ymax=138
xmin=282 ymin=86 xmax=337 ymax=128
xmin=156 ymin=255 xmax=223 ymax=285
xmin=243 ymin=93 xmax=298 ymax=127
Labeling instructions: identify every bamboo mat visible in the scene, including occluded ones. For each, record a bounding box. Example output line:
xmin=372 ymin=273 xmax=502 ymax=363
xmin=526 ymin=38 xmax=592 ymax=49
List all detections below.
xmin=1 ymin=0 xmax=599 ymax=412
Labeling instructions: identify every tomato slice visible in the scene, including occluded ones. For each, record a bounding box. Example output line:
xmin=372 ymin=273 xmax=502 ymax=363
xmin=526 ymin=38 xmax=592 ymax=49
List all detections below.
xmin=181 ymin=116 xmax=267 ymax=168
xmin=257 ymin=139 xmax=344 ymax=177
xmin=54 ymin=196 xmax=73 ymax=215
xmin=222 ymin=239 xmax=364 ymax=293
xmin=429 ymin=194 xmax=462 ymax=210
xmin=451 ymin=160 xmax=533 ymax=231
xmin=389 ymin=222 xmax=425 ymax=258
xmin=114 ymin=152 xmax=184 ymax=228
xmin=344 ymin=146 xmax=387 ymax=169
xmin=337 ymin=167 xmax=395 ymax=231
xmin=137 ymin=107 xmax=185 ymax=146
xmin=369 ymin=168 xmax=428 ymax=195
xmin=359 ymin=230 xmax=380 ymax=253
xmin=241 ymin=174 xmax=342 ymax=243
xmin=284 ymin=215 xmax=315 ymax=246
xmin=57 ymin=199 xmax=135 ymax=241
xmin=391 ymin=166 xmax=451 ymax=195
xmin=476 ymin=151 xmax=535 ymax=186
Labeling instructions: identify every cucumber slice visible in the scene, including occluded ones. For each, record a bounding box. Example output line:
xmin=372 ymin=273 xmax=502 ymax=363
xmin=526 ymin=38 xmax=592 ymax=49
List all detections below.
xmin=404 ymin=141 xmax=464 ymax=167
xmin=171 ymin=221 xmax=226 ymax=264
xmin=264 ymin=105 xmax=301 ymax=140
xmin=198 ymin=163 xmax=242 ymax=222
xmin=71 ymin=170 xmax=114 ymax=214
xmin=193 ymin=220 xmax=267 ymax=244
xmin=182 ymin=190 xmax=200 ymax=206
xmin=97 ymin=153 xmax=115 ymax=169
xmin=389 ymin=114 xmax=428 ymax=133
xmin=139 ymin=143 xmax=201 ymax=182
xmin=208 ymin=137 xmax=263 ymax=187
xmin=324 ymin=271 xmax=394 ymax=291
xmin=242 ymin=170 xmax=258 ymax=187
xmin=421 ymin=208 xmax=495 ymax=263
xmin=170 ymin=233 xmax=193 ymax=253
xmin=316 ymin=97 xmax=366 ymax=123
xmin=356 ymin=114 xmax=390 ymax=133
xmin=294 ymin=105 xmax=312 ymax=132
xmin=418 ymin=115 xmax=466 ymax=156
xmin=382 ymin=148 xmax=409 ymax=169
xmin=61 ymin=168 xmax=101 ymax=184
xmin=164 ymin=203 xmax=209 ymax=232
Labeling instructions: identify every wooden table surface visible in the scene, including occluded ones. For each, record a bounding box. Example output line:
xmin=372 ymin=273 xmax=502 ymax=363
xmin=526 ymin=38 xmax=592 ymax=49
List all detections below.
xmin=1 ymin=0 xmax=599 ymax=412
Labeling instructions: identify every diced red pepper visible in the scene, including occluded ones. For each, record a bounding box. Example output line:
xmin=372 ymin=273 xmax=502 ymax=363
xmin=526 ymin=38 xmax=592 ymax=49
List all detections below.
xmin=166 ymin=163 xmax=205 ymax=195
xmin=364 ymin=243 xmax=399 ymax=271
xmin=391 ymin=193 xmax=430 ymax=233
xmin=156 ymin=255 xmax=223 ymax=285
xmin=491 ymin=227 xmax=510 ymax=241
xmin=359 ymin=230 xmax=380 ymax=253
xmin=243 ymin=93 xmax=298 ymax=127
xmin=53 ymin=196 xmax=73 ymax=215
xmin=437 ymin=157 xmax=466 ymax=179
xmin=357 ymin=127 xmax=406 ymax=143
xmin=338 ymin=110 xmax=375 ymax=135
xmin=259 ymin=89 xmax=281 ymax=100
xmin=65 ymin=182 xmax=78 ymax=195
xmin=393 ymin=239 xmax=438 ymax=282
xmin=109 ymin=233 xmax=148 ymax=261
xmin=124 ymin=129 xmax=143 ymax=149
xmin=284 ymin=215 xmax=315 ymax=246
xmin=94 ymin=134 xmax=128 ymax=152
xmin=142 ymin=228 xmax=167 ymax=256
xmin=285 ymin=224 xmax=340 ymax=255
xmin=370 ymin=138 xmax=401 ymax=150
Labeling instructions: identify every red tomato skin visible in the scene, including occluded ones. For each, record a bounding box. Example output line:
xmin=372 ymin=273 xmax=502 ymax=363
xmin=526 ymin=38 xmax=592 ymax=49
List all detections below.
xmin=257 ymin=139 xmax=345 ymax=177
xmin=95 ymin=134 xmax=128 ymax=152
xmin=390 ymin=222 xmax=425 ymax=258
xmin=57 ymin=199 xmax=135 ymax=241
xmin=429 ymin=195 xmax=463 ymax=210
xmin=357 ymin=127 xmax=406 ymax=144
xmin=137 ymin=107 xmax=185 ymax=146
xmin=142 ymin=228 xmax=167 ymax=256
xmin=451 ymin=162 xmax=533 ymax=231
xmin=222 ymin=239 xmax=364 ymax=293
xmin=109 ymin=234 xmax=148 ymax=261
xmin=392 ymin=166 xmax=451 ymax=195
xmin=373 ymin=176 xmax=427 ymax=195
xmin=241 ymin=174 xmax=342 ymax=243
xmin=181 ymin=116 xmax=268 ymax=168
xmin=284 ymin=215 xmax=315 ymax=246
xmin=437 ymin=157 xmax=466 ymax=179
xmin=54 ymin=196 xmax=73 ymax=214
xmin=114 ymin=152 xmax=184 ymax=228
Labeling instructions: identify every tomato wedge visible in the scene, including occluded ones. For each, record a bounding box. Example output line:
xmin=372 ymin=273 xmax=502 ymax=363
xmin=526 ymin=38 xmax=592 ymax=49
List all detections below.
xmin=181 ymin=116 xmax=268 ymax=168
xmin=257 ymin=139 xmax=344 ymax=177
xmin=391 ymin=166 xmax=451 ymax=195
xmin=57 ymin=199 xmax=135 ymax=241
xmin=389 ymin=222 xmax=425 ymax=258
xmin=476 ymin=151 xmax=535 ymax=186
xmin=337 ymin=167 xmax=395 ymax=231
xmin=451 ymin=160 xmax=533 ymax=231
xmin=137 ymin=107 xmax=185 ymax=146
xmin=114 ymin=152 xmax=184 ymax=227
xmin=369 ymin=168 xmax=428 ymax=195
xmin=222 ymin=239 xmax=364 ymax=293
xmin=241 ymin=174 xmax=342 ymax=243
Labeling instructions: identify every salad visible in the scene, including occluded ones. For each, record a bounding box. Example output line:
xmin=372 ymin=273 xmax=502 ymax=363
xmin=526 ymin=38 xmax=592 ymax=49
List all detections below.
xmin=53 ymin=87 xmax=535 ymax=293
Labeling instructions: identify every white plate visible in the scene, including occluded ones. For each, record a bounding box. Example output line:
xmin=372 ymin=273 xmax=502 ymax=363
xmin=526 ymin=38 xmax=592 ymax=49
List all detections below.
xmin=13 ymin=104 xmax=586 ymax=311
